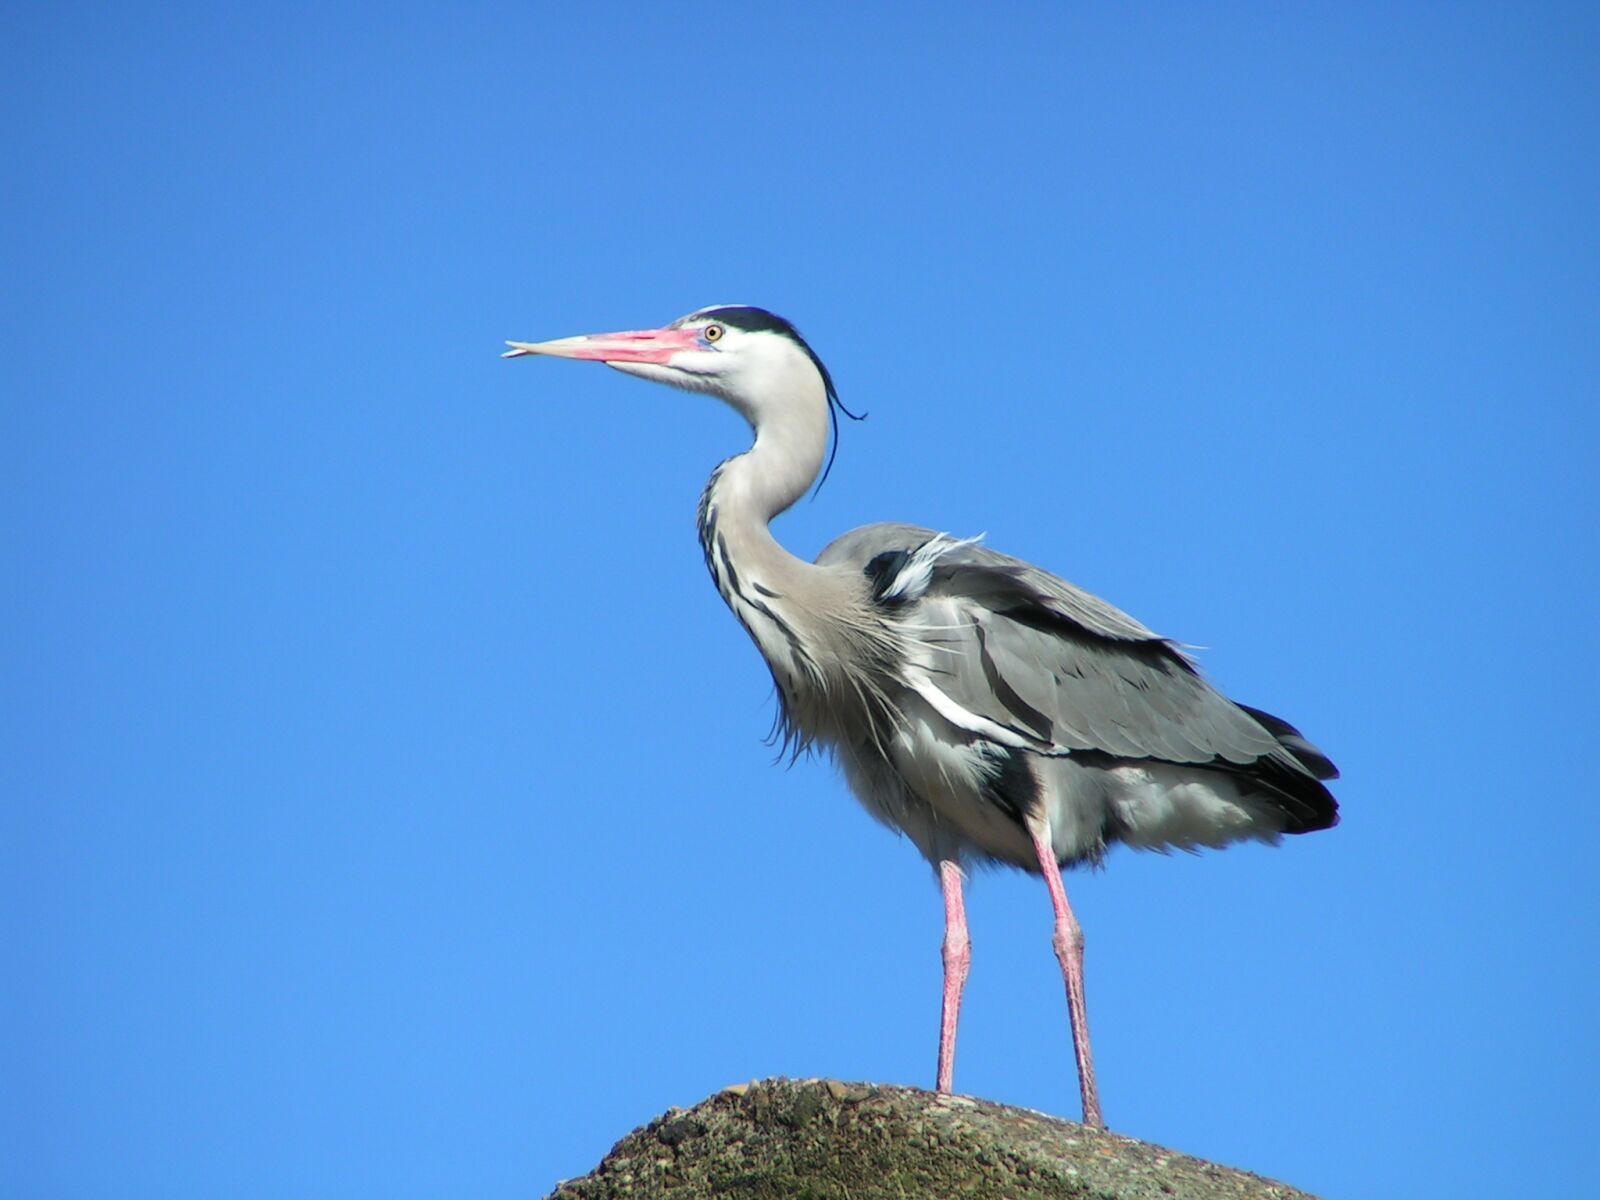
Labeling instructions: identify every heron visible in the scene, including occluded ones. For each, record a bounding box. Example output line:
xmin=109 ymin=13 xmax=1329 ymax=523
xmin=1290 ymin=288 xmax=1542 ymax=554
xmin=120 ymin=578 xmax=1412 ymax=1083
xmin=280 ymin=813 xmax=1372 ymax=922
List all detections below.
xmin=504 ymin=305 xmax=1338 ymax=1129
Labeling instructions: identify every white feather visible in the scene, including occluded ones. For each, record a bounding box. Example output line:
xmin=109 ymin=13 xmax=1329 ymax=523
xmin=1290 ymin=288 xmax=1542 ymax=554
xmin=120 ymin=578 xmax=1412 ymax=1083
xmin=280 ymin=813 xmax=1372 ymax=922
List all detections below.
xmin=1104 ymin=761 xmax=1288 ymax=851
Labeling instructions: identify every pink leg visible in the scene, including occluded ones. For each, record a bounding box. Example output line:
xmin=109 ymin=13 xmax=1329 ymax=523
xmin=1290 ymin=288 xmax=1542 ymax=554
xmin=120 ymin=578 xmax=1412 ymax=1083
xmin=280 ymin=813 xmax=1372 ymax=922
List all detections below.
xmin=1029 ymin=825 xmax=1104 ymax=1128
xmin=935 ymin=859 xmax=971 ymax=1094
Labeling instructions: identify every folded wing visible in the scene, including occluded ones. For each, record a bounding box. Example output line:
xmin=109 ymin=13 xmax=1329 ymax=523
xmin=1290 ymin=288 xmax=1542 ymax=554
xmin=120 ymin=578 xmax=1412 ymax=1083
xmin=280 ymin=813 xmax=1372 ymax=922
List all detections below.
xmin=819 ymin=524 xmax=1338 ymax=835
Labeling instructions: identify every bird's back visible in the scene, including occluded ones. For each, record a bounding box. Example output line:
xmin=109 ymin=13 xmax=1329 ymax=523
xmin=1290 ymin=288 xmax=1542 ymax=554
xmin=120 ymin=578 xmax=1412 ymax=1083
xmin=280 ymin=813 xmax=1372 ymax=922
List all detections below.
xmin=813 ymin=523 xmax=1338 ymax=871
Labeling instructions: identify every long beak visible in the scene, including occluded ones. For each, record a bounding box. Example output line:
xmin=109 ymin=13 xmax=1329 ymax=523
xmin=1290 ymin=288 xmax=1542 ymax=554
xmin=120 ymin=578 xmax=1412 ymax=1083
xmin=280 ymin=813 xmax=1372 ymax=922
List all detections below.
xmin=502 ymin=325 xmax=701 ymax=364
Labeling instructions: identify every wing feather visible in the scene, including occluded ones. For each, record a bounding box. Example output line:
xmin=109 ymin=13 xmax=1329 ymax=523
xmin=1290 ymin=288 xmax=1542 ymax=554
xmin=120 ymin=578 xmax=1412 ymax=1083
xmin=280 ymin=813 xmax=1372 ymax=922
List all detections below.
xmin=818 ymin=522 xmax=1338 ymax=827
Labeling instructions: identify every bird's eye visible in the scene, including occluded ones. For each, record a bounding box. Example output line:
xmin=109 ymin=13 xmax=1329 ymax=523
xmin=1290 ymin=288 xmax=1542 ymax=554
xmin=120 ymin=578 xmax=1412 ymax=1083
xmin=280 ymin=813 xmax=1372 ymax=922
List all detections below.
xmin=703 ymin=324 xmax=724 ymax=343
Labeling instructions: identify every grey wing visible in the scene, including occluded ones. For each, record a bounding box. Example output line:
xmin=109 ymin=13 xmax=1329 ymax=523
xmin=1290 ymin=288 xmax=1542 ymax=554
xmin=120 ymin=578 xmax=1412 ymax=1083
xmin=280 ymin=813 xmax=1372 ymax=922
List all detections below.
xmin=818 ymin=524 xmax=1339 ymax=833
xmin=820 ymin=522 xmax=1161 ymax=642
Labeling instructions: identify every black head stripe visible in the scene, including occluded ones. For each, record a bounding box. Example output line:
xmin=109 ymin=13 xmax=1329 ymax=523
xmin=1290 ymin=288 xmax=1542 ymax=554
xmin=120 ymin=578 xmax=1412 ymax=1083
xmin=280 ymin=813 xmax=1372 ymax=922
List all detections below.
xmin=684 ymin=307 xmax=870 ymax=499
xmin=697 ymin=307 xmax=840 ymax=400
xmin=694 ymin=305 xmax=867 ymax=496
xmin=698 ymin=306 xmax=803 ymax=337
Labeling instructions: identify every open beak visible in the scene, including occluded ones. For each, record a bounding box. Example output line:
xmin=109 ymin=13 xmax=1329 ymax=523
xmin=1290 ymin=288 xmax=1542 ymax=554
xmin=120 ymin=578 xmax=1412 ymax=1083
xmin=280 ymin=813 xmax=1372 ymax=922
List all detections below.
xmin=502 ymin=325 xmax=701 ymax=364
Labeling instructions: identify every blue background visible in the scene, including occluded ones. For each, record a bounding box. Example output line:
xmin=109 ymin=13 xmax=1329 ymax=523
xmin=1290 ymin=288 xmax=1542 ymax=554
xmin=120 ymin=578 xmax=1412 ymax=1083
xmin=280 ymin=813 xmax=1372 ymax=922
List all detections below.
xmin=5 ymin=4 xmax=1595 ymax=1197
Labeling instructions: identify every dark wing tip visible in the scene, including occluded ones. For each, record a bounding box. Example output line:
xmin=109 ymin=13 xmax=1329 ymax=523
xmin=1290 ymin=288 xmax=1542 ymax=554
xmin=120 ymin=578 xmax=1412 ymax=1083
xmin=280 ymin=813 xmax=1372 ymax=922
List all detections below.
xmin=1230 ymin=703 xmax=1340 ymax=834
xmin=1236 ymin=702 xmax=1340 ymax=780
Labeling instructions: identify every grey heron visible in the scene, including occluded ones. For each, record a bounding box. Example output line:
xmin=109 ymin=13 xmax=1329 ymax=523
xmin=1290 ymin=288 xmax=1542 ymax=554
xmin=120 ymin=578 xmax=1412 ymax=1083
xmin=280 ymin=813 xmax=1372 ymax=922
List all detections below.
xmin=504 ymin=305 xmax=1338 ymax=1129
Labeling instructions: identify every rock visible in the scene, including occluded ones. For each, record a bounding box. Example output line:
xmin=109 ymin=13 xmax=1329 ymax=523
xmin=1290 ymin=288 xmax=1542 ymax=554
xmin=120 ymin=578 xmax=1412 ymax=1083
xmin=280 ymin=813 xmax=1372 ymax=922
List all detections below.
xmin=547 ymin=1077 xmax=1317 ymax=1199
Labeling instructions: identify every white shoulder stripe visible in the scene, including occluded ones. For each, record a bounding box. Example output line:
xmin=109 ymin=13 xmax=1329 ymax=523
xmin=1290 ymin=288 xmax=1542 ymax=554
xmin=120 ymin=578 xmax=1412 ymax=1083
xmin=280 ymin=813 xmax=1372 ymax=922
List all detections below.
xmin=905 ymin=673 xmax=1039 ymax=750
xmin=881 ymin=533 xmax=985 ymax=604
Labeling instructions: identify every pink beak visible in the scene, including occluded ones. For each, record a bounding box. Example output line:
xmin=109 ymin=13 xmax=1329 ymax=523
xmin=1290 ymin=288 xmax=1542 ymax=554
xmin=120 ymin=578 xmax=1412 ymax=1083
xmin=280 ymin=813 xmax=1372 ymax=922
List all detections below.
xmin=502 ymin=325 xmax=702 ymax=364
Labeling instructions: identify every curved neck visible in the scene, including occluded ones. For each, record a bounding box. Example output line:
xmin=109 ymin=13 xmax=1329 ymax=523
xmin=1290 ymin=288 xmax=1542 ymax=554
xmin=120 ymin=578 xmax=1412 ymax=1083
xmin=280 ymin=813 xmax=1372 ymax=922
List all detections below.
xmin=701 ymin=359 xmax=830 ymax=538
xmin=713 ymin=429 xmax=822 ymax=531
xmin=697 ymin=375 xmax=832 ymax=614
xmin=721 ymin=368 xmax=830 ymax=524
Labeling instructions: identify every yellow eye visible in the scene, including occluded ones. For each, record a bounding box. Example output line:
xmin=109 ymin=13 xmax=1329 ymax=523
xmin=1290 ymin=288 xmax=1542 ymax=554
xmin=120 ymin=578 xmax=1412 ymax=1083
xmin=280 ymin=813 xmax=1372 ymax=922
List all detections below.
xmin=703 ymin=324 xmax=724 ymax=343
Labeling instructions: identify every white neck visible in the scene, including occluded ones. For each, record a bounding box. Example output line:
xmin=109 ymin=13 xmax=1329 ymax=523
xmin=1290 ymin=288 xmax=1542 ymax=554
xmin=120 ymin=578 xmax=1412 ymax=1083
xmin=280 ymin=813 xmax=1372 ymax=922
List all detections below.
xmin=700 ymin=345 xmax=831 ymax=549
xmin=695 ymin=357 xmax=837 ymax=691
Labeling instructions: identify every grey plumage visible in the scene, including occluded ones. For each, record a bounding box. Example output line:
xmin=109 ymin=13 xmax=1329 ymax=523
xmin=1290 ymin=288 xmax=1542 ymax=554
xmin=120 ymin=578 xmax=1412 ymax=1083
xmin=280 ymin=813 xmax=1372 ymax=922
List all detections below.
xmin=814 ymin=523 xmax=1336 ymax=870
xmin=800 ymin=524 xmax=1337 ymax=876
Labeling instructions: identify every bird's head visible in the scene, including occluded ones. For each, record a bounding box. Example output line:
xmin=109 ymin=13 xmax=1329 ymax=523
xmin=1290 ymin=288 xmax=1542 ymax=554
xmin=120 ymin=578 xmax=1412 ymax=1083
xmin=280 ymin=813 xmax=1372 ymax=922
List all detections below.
xmin=504 ymin=304 xmax=850 ymax=430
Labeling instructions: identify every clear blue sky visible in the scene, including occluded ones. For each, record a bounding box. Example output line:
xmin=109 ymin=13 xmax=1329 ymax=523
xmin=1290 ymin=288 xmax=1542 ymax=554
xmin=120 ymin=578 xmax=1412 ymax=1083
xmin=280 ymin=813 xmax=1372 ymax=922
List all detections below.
xmin=4 ymin=5 xmax=1595 ymax=1197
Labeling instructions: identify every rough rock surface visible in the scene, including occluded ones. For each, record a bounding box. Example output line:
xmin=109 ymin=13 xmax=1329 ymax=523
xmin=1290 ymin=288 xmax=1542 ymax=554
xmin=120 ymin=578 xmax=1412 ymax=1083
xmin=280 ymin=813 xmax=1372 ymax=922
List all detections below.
xmin=547 ymin=1078 xmax=1317 ymax=1200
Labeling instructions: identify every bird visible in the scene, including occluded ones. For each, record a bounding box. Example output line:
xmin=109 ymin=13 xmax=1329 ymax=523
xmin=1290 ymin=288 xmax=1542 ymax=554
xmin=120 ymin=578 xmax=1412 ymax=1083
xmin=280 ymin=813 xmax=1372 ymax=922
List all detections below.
xmin=503 ymin=304 xmax=1338 ymax=1129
